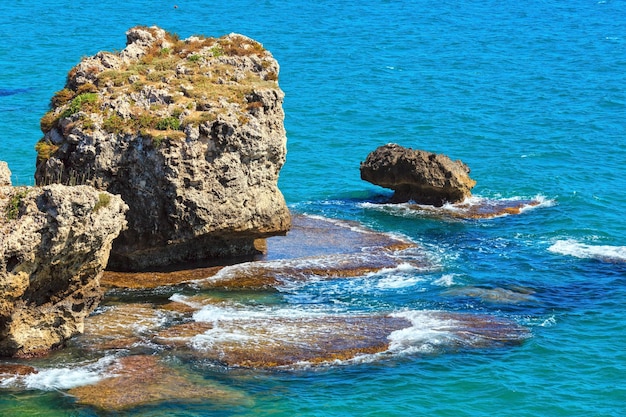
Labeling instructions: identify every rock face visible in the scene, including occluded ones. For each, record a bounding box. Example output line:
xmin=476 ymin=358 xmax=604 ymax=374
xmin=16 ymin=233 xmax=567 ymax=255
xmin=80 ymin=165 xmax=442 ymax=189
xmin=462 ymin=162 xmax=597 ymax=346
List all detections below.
xmin=0 ymin=165 xmax=127 ymax=357
xmin=0 ymin=162 xmax=11 ymax=186
xmin=34 ymin=26 xmax=291 ymax=270
xmin=360 ymin=143 xmax=476 ymax=206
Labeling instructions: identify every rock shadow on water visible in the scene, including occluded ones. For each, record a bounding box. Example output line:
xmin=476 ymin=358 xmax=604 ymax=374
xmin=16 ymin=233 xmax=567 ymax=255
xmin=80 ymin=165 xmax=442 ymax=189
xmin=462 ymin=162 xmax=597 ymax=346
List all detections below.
xmin=0 ymin=87 xmax=32 ymax=97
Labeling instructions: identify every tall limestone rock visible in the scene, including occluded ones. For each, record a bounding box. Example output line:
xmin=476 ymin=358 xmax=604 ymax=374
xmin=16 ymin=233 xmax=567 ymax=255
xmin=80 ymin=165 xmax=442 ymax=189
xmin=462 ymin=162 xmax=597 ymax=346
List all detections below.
xmin=35 ymin=26 xmax=291 ymax=270
xmin=0 ymin=163 xmax=127 ymax=357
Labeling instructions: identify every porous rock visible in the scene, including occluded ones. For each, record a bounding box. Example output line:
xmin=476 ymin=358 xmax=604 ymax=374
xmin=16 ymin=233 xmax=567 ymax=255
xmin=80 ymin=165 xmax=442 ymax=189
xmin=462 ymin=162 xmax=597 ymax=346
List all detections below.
xmin=360 ymin=143 xmax=476 ymax=206
xmin=0 ymin=176 xmax=127 ymax=357
xmin=0 ymin=162 xmax=11 ymax=186
xmin=35 ymin=26 xmax=290 ymax=270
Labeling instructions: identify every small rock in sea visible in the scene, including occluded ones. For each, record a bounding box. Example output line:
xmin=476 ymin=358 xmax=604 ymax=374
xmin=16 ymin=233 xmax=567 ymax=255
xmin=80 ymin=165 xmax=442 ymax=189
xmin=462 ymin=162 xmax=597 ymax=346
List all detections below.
xmin=360 ymin=143 xmax=476 ymax=206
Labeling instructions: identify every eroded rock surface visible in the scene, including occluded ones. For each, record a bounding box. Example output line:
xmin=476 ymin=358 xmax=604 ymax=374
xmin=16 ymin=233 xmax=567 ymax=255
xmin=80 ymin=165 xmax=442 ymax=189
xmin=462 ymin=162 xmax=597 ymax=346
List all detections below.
xmin=0 ymin=166 xmax=127 ymax=357
xmin=35 ymin=25 xmax=290 ymax=270
xmin=0 ymin=162 xmax=11 ymax=186
xmin=361 ymin=143 xmax=476 ymax=206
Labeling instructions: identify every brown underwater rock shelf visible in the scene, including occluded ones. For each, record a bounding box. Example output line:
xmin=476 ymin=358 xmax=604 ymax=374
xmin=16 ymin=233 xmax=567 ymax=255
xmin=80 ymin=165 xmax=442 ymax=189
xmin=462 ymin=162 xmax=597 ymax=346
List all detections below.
xmin=67 ymin=355 xmax=247 ymax=411
xmin=73 ymin=303 xmax=171 ymax=351
xmin=151 ymin=309 xmax=529 ymax=368
xmin=154 ymin=315 xmax=413 ymax=368
xmin=0 ymin=208 xmax=530 ymax=405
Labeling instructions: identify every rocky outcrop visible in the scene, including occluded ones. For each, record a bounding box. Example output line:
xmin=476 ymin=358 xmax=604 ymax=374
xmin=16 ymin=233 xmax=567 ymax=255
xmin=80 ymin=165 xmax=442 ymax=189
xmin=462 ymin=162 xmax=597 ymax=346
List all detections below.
xmin=360 ymin=143 xmax=476 ymax=206
xmin=0 ymin=162 xmax=11 ymax=186
xmin=35 ymin=26 xmax=291 ymax=270
xmin=0 ymin=165 xmax=127 ymax=357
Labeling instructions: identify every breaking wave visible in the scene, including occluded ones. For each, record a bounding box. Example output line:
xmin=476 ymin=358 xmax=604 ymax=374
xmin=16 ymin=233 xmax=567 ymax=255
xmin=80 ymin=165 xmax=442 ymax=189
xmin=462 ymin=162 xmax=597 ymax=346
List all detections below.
xmin=548 ymin=239 xmax=626 ymax=262
xmin=0 ymin=355 xmax=118 ymax=390
xmin=361 ymin=195 xmax=554 ymax=220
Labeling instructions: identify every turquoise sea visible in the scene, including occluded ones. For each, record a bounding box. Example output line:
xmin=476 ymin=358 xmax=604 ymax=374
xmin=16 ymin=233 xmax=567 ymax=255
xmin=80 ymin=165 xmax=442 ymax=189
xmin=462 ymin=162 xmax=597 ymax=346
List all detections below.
xmin=1 ymin=0 xmax=625 ymax=415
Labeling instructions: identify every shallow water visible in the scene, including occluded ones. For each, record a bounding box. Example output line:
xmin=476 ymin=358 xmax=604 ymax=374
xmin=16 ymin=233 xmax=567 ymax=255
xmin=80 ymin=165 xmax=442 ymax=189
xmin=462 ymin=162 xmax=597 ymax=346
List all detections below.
xmin=1 ymin=0 xmax=626 ymax=415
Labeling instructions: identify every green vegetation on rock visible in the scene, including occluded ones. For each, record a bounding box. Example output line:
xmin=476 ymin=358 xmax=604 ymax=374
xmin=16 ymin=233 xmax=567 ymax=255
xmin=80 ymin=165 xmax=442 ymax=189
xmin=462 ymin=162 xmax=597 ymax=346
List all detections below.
xmin=36 ymin=26 xmax=280 ymax=162
xmin=5 ymin=188 xmax=28 ymax=220
xmin=93 ymin=193 xmax=111 ymax=213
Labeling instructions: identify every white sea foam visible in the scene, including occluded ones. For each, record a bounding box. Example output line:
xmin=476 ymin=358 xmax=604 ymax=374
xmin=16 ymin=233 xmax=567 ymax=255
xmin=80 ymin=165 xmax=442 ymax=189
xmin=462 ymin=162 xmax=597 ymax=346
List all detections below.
xmin=303 ymin=213 xmax=378 ymax=235
xmin=442 ymin=195 xmax=554 ymax=214
xmin=548 ymin=239 xmax=626 ymax=262
xmin=360 ymin=195 xmax=553 ymax=219
xmin=2 ymin=355 xmax=117 ymax=390
xmin=376 ymin=264 xmax=426 ymax=289
xmin=189 ymin=305 xmax=344 ymax=353
xmin=192 ymin=303 xmax=333 ymax=324
xmin=388 ymin=310 xmax=457 ymax=354
xmin=433 ymin=273 xmax=456 ymax=287
xmin=541 ymin=316 xmax=557 ymax=327
xmin=169 ymin=293 xmax=205 ymax=310
xmin=190 ymin=328 xmax=256 ymax=351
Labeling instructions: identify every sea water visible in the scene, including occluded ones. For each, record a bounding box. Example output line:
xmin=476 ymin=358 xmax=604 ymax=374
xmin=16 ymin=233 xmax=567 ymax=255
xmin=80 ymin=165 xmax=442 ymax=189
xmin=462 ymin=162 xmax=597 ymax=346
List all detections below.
xmin=1 ymin=0 xmax=625 ymax=415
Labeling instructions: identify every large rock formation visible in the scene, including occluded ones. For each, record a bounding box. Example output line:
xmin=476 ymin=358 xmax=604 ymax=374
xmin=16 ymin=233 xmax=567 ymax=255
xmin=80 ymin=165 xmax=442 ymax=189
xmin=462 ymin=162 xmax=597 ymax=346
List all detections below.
xmin=360 ymin=143 xmax=476 ymax=206
xmin=35 ymin=26 xmax=291 ymax=270
xmin=0 ymin=164 xmax=127 ymax=357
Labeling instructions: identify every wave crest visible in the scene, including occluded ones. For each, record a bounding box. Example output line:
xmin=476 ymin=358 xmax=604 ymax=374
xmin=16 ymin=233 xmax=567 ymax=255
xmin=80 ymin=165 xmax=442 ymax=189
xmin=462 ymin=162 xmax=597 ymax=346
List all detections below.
xmin=548 ymin=239 xmax=626 ymax=262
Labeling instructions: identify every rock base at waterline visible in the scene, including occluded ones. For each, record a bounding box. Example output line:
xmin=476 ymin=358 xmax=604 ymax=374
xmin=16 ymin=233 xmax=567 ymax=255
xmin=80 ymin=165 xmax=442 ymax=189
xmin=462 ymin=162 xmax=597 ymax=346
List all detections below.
xmin=102 ymin=214 xmax=422 ymax=290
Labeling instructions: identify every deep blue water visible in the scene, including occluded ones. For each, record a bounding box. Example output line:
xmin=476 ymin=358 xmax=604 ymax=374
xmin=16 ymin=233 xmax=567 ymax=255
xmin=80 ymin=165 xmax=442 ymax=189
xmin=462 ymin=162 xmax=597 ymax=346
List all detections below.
xmin=1 ymin=0 xmax=625 ymax=415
